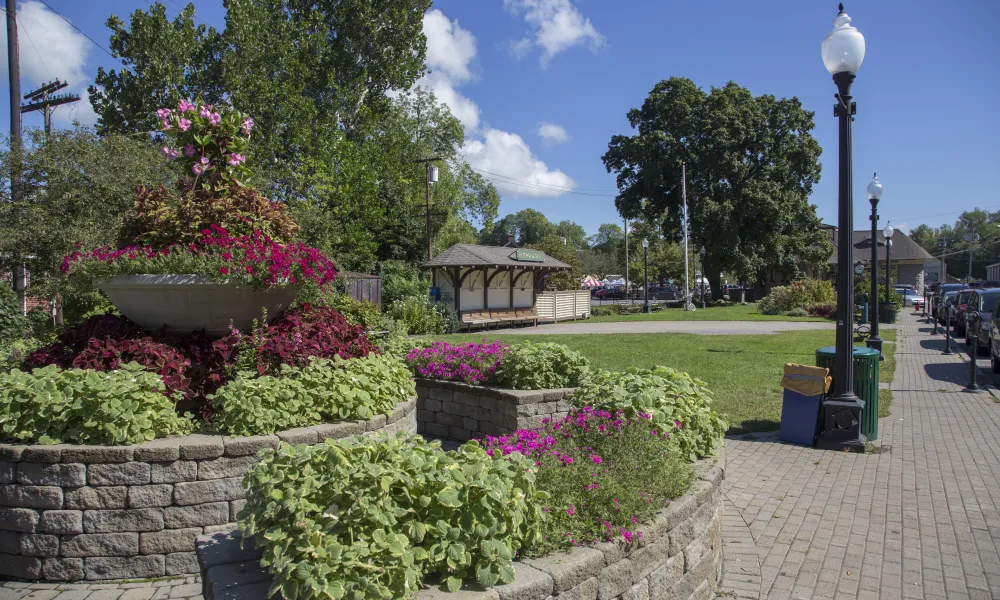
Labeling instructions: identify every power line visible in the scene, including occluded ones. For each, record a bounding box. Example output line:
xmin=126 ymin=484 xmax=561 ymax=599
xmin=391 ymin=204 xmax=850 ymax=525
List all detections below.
xmin=470 ymin=167 xmax=618 ymax=197
xmin=470 ymin=166 xmax=617 ymax=194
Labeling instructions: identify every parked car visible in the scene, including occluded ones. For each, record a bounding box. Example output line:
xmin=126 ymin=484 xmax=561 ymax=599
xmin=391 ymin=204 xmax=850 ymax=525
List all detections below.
xmin=594 ymin=287 xmax=627 ymax=300
xmin=936 ymin=291 xmax=960 ymax=325
xmin=952 ymin=289 xmax=975 ymax=335
xmin=646 ymin=286 xmax=680 ymax=301
xmin=966 ymin=288 xmax=1000 ymax=355
xmin=895 ymin=286 xmax=924 ymax=308
xmin=935 ymin=284 xmax=967 ymax=323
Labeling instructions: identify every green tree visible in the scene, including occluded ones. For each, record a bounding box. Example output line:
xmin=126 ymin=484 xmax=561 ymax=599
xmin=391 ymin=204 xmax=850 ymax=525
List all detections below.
xmin=0 ymin=128 xmax=168 ymax=320
xmin=527 ymin=234 xmax=582 ymax=291
xmin=555 ymin=220 xmax=588 ymax=250
xmin=588 ymin=223 xmax=624 ymax=251
xmin=602 ymin=77 xmax=831 ymax=294
xmin=482 ymin=209 xmax=556 ymax=246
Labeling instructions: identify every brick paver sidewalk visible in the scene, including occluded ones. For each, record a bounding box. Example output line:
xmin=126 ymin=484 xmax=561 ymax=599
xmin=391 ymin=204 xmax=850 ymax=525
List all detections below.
xmin=720 ymin=310 xmax=1000 ymax=600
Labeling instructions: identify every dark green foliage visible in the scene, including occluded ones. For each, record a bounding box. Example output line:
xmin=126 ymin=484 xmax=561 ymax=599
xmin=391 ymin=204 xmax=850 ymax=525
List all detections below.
xmin=602 ymin=77 xmax=830 ymax=294
xmin=494 ymin=343 xmax=590 ymax=390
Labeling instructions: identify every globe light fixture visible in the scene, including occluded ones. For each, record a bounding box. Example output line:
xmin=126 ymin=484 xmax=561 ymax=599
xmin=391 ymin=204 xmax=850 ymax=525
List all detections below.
xmin=867 ymin=173 xmax=882 ymax=201
xmin=883 ymin=224 xmax=894 ymax=240
xmin=641 ymin=238 xmax=649 ymax=249
xmin=818 ymin=4 xmax=869 ymax=453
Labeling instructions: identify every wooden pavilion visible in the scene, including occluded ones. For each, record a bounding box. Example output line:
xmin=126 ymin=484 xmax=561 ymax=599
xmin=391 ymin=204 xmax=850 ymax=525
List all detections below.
xmin=424 ymin=244 xmax=573 ymax=329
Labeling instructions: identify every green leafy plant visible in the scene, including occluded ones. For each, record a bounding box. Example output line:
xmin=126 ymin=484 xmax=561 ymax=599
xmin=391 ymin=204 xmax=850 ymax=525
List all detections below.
xmin=494 ymin=342 xmax=589 ymax=390
xmin=0 ymin=363 xmax=194 ymax=445
xmin=380 ymin=260 xmax=430 ymax=310
xmin=590 ymin=305 xmax=617 ymax=317
xmin=433 ymin=302 xmax=460 ymax=335
xmin=0 ymin=286 xmax=28 ymax=344
xmin=239 ymin=434 xmax=545 ymax=600
xmin=387 ymin=296 xmax=447 ymax=335
xmin=570 ymin=366 xmax=727 ymax=460
xmin=786 ymin=307 xmax=809 ymax=317
xmin=758 ymin=279 xmax=835 ymax=315
xmin=212 ymin=354 xmax=415 ymax=436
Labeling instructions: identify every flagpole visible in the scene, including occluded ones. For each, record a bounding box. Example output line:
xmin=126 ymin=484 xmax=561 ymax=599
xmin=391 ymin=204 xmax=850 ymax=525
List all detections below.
xmin=682 ymin=163 xmax=694 ymax=311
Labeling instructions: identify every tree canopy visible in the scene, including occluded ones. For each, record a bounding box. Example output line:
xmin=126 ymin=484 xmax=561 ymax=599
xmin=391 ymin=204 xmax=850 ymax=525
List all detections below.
xmin=909 ymin=209 xmax=1000 ymax=281
xmin=601 ymin=77 xmax=832 ymax=292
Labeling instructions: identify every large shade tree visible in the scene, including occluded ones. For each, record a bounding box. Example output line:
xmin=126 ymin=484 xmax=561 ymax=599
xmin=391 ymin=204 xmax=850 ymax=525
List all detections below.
xmin=602 ymin=77 xmax=832 ymax=293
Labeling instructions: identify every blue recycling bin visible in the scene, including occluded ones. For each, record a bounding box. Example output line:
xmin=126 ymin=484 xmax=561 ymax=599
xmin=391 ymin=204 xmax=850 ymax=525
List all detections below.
xmin=778 ymin=364 xmax=829 ymax=446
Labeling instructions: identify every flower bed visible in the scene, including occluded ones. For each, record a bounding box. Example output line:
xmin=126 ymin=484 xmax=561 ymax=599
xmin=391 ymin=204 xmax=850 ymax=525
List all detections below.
xmin=406 ymin=341 xmax=508 ymax=384
xmin=404 ymin=341 xmax=589 ymax=390
xmin=0 ymin=402 xmax=417 ymax=582
xmin=196 ymin=445 xmax=724 ymax=600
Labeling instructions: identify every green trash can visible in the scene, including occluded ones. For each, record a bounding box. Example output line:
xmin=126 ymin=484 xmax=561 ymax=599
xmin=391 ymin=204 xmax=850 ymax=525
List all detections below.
xmin=815 ymin=346 xmax=881 ymax=440
xmin=880 ymin=303 xmax=898 ymax=324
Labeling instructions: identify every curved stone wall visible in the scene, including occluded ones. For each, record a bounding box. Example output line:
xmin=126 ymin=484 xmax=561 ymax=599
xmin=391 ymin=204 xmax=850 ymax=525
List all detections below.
xmin=0 ymin=398 xmax=417 ymax=582
xmin=196 ymin=454 xmax=725 ymax=600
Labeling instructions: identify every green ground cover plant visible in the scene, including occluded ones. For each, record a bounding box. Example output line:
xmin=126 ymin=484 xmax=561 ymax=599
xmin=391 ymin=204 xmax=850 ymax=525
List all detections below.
xmin=571 ymin=367 xmax=727 ymax=460
xmin=240 ymin=434 xmax=544 ymax=600
xmin=494 ymin=342 xmax=589 ymax=389
xmin=586 ymin=303 xmax=827 ymax=322
xmin=0 ymin=363 xmax=194 ymax=444
xmin=213 ymin=353 xmax=415 ymax=436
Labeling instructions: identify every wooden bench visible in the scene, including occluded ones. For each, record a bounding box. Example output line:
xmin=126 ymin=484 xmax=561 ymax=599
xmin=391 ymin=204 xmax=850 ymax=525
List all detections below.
xmin=460 ymin=311 xmax=498 ymax=331
xmin=490 ymin=309 xmax=520 ymax=327
xmin=515 ymin=308 xmax=538 ymax=326
xmin=617 ymin=300 xmax=642 ymax=315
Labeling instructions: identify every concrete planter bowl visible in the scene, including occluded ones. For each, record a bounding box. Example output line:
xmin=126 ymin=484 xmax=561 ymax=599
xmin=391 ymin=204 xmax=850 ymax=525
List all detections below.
xmin=97 ymin=275 xmax=298 ymax=337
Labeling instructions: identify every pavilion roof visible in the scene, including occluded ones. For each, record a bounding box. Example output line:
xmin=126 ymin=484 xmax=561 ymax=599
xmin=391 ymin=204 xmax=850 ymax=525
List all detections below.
xmin=424 ymin=244 xmax=571 ymax=270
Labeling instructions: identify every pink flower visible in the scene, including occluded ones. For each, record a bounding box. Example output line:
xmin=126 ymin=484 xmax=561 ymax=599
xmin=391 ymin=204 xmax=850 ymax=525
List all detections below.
xmin=160 ymin=119 xmax=171 ymax=131
xmin=590 ymin=454 xmax=602 ymax=465
xmin=199 ymin=105 xmax=211 ymax=118
xmin=192 ymin=164 xmax=203 ymax=175
xmin=227 ymin=153 xmax=245 ymax=167
xmin=178 ymin=118 xmax=192 ymax=131
xmin=178 ymin=99 xmax=195 ymax=113
xmin=200 ymin=156 xmax=211 ymax=165
xmin=675 ymin=421 xmax=683 ymax=429
xmin=241 ymin=117 xmax=255 ymax=135
xmin=183 ymin=144 xmax=196 ymax=158
xmin=566 ymin=505 xmax=576 ymax=516
xmin=208 ymin=112 xmax=222 ymax=126
xmin=156 ymin=108 xmax=171 ymax=119
xmin=219 ymin=267 xmax=230 ymax=275
xmin=161 ymin=146 xmax=178 ymax=160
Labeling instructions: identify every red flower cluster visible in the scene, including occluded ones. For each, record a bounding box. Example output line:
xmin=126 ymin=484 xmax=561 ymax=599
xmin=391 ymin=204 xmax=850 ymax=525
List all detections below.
xmin=61 ymin=225 xmax=336 ymax=289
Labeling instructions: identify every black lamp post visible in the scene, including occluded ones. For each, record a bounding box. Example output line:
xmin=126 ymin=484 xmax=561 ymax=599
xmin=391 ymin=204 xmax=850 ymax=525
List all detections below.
xmin=884 ymin=225 xmax=894 ymax=309
xmin=866 ymin=174 xmax=883 ymax=352
xmin=642 ymin=238 xmax=650 ymax=313
xmin=699 ymin=246 xmax=707 ymax=309
xmin=818 ymin=3 xmax=867 ymax=453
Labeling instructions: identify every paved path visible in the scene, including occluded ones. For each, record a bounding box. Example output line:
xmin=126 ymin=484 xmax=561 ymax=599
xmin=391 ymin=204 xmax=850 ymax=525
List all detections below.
xmin=719 ymin=310 xmax=1000 ymax=600
xmin=485 ymin=320 xmax=837 ymax=336
xmin=0 ymin=576 xmax=201 ymax=600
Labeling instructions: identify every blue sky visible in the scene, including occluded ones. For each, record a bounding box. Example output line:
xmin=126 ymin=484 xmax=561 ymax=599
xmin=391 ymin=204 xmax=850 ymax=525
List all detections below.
xmin=2 ymin=0 xmax=998 ymax=237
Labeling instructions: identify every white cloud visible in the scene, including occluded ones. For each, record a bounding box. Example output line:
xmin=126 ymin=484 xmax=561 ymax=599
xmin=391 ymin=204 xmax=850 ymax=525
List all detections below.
xmin=0 ymin=0 xmax=98 ymax=126
xmin=462 ymin=128 xmax=576 ymax=197
xmin=414 ymin=9 xmax=573 ymax=198
xmin=537 ymin=121 xmax=569 ymax=144
xmin=504 ymin=0 xmax=604 ymax=65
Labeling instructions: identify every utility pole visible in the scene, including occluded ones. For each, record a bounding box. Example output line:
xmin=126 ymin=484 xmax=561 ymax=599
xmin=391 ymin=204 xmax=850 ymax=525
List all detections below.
xmin=966 ymin=232 xmax=979 ymax=283
xmin=22 ymin=80 xmax=79 ymax=135
xmin=682 ymin=163 xmax=694 ymax=311
xmin=412 ymin=157 xmax=441 ymax=262
xmin=624 ymin=218 xmax=629 ymax=303
xmin=6 ymin=0 xmax=26 ymax=311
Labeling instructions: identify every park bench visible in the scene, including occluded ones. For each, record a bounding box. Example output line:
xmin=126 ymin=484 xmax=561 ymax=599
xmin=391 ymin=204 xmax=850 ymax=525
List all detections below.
xmin=460 ymin=310 xmax=498 ymax=331
xmin=515 ymin=307 xmax=538 ymax=326
xmin=617 ymin=300 xmax=643 ymax=315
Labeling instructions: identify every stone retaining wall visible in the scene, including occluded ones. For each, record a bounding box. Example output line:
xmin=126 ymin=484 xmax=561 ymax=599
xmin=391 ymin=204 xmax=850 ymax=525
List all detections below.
xmin=415 ymin=378 xmax=575 ymax=440
xmin=196 ymin=454 xmax=725 ymax=600
xmin=0 ymin=398 xmax=417 ymax=582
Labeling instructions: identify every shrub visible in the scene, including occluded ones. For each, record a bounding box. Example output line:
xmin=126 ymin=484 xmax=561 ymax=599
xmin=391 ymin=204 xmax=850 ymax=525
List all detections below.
xmin=484 ymin=407 xmax=692 ymax=551
xmin=213 ymin=353 xmax=415 ymax=436
xmin=0 ymin=363 xmax=194 ymax=445
xmin=590 ymin=305 xmax=616 ymax=317
xmin=786 ymin=307 xmax=809 ymax=317
xmin=434 ymin=302 xmax=460 ymax=334
xmin=757 ymin=279 xmax=834 ymax=315
xmin=0 ymin=337 xmax=43 ymax=373
xmin=240 ymin=434 xmax=545 ymax=599
xmin=570 ymin=367 xmax=727 ymax=460
xmin=380 ymin=260 xmax=429 ymax=309
xmin=0 ymin=286 xmax=28 ymax=344
xmin=494 ymin=342 xmax=589 ymax=390
xmin=380 ymin=336 xmax=432 ymax=361
xmin=155 ymin=99 xmax=254 ymax=190
xmin=809 ymin=303 xmax=836 ymax=318
xmin=62 ymin=225 xmax=336 ymax=292
xmin=405 ymin=341 xmax=509 ymax=385
xmin=387 ymin=296 xmax=447 ymax=335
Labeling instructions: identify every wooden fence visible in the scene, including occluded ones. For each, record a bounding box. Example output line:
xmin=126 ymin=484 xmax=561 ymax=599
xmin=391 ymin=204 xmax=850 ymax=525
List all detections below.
xmin=536 ymin=290 xmax=591 ymax=322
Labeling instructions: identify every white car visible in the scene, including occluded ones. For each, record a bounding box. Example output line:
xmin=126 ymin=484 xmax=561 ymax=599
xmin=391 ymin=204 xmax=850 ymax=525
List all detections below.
xmin=895 ymin=287 xmax=924 ymax=308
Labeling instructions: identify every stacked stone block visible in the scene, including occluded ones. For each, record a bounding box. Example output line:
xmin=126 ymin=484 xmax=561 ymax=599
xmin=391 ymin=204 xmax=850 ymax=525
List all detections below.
xmin=196 ymin=455 xmax=725 ymax=600
xmin=0 ymin=398 xmax=416 ymax=581
xmin=414 ymin=378 xmax=575 ymax=440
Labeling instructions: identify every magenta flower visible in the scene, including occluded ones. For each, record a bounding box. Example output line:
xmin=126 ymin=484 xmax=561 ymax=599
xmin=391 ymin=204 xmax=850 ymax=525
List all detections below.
xmin=156 ymin=108 xmax=171 ymax=120
xmin=208 ymin=112 xmax=222 ymax=126
xmin=178 ymin=99 xmax=195 ymax=113
xmin=200 ymin=156 xmax=211 ymax=165
xmin=160 ymin=119 xmax=171 ymax=131
xmin=227 ymin=153 xmax=246 ymax=167
xmin=161 ymin=146 xmax=178 ymax=160
xmin=241 ymin=117 xmax=255 ymax=135
xmin=178 ymin=118 xmax=192 ymax=131
xmin=183 ymin=144 xmax=196 ymax=158
xmin=199 ymin=105 xmax=211 ymax=119
xmin=192 ymin=164 xmax=203 ymax=175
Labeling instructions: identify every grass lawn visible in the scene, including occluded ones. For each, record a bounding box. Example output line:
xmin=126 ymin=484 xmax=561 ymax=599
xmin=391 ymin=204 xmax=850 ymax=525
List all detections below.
xmin=588 ymin=303 xmax=829 ymax=323
xmin=440 ymin=324 xmax=901 ymax=434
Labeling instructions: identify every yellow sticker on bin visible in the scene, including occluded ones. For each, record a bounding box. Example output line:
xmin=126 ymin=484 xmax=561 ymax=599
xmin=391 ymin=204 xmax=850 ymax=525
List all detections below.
xmin=780 ymin=363 xmax=831 ymax=396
